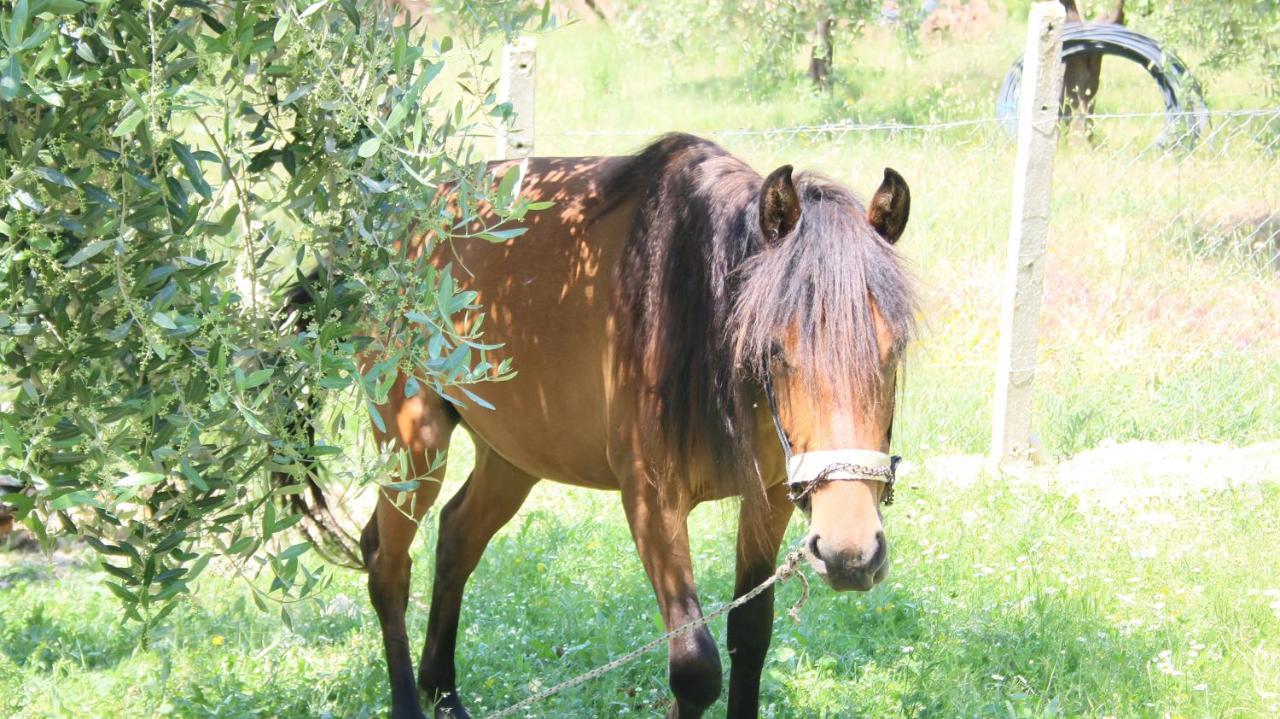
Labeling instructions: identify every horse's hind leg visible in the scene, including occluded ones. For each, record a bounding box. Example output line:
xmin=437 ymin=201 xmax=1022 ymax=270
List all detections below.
xmin=419 ymin=440 xmax=538 ymax=719
xmin=366 ymin=376 xmax=458 ymax=719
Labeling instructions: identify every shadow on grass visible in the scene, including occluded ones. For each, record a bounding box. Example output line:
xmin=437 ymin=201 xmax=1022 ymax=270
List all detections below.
xmin=383 ymin=508 xmax=1176 ymax=718
xmin=2 ymin=501 xmax=1178 ymax=718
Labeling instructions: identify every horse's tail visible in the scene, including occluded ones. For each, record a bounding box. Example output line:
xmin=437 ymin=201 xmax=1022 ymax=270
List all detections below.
xmin=272 ymin=271 xmax=364 ymax=570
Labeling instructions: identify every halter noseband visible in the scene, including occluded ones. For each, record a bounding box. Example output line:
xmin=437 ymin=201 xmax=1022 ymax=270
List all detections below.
xmin=761 ymin=370 xmax=900 ymax=510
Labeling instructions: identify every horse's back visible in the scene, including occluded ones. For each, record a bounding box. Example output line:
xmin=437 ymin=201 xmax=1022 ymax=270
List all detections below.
xmin=434 ymin=155 xmax=635 ymax=488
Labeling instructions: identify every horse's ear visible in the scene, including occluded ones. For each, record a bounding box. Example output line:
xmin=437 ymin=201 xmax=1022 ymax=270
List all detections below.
xmin=759 ymin=165 xmax=801 ymax=245
xmin=867 ymin=167 xmax=910 ymax=244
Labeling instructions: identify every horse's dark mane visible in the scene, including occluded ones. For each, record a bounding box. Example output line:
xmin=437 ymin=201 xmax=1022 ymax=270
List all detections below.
xmin=605 ymin=133 xmax=916 ymax=506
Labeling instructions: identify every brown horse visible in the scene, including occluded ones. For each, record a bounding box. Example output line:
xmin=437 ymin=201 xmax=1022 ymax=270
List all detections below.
xmin=297 ymin=134 xmax=915 ymax=718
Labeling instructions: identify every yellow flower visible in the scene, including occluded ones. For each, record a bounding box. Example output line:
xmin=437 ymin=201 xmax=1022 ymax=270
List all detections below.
xmin=211 ymin=634 xmax=225 ymax=647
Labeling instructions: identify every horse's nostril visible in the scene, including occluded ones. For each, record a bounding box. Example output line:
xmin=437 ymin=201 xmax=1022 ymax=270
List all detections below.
xmin=869 ymin=530 xmax=887 ymax=569
xmin=806 ymin=533 xmax=823 ymax=560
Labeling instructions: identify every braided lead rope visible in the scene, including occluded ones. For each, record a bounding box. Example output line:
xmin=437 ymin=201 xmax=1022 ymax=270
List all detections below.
xmin=476 ymin=548 xmax=809 ymax=719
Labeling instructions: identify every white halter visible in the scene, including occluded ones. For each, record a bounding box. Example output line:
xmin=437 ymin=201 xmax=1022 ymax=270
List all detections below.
xmin=785 ymin=448 xmax=897 ymax=508
xmin=786 ymin=449 xmax=895 ymax=487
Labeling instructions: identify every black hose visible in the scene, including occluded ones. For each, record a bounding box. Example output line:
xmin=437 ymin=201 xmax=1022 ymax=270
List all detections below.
xmin=996 ymin=23 xmax=1209 ymax=147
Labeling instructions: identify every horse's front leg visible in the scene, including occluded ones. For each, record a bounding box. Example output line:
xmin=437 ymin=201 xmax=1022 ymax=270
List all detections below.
xmin=726 ymin=482 xmax=794 ymax=719
xmin=620 ymin=472 xmax=722 ymax=719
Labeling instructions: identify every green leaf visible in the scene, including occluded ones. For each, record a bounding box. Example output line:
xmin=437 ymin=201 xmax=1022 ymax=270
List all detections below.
xmin=44 ymin=0 xmax=87 ymax=14
xmin=1 ymin=418 xmax=23 ymax=454
xmin=277 ymin=542 xmax=310 ymax=561
xmin=299 ymin=0 xmax=327 ymax=18
xmin=49 ymin=490 xmax=99 ymax=510
xmin=459 ymin=385 xmax=495 ymax=411
xmin=238 ymin=406 xmax=270 ymax=435
xmin=281 ymin=83 xmax=313 ymax=105
xmin=153 ymin=530 xmax=187 ymax=554
xmin=64 ymin=239 xmax=113 ymax=267
xmin=10 ymin=0 xmax=30 ymax=46
xmin=273 ymin=12 xmax=290 ymax=43
xmin=385 ymin=102 xmax=408 ymax=131
xmin=240 ymin=368 xmax=273 ymax=389
xmin=385 ymin=478 xmax=421 ymax=492
xmin=112 ymin=110 xmax=145 ymax=137
xmin=478 ymin=227 xmax=527 ymax=242
xmin=117 ymin=471 xmax=166 ymax=488
xmin=366 ymin=400 xmax=386 ymax=433
xmin=172 ymin=141 xmax=212 ymax=199
xmin=317 ymin=374 xmax=351 ymax=390
xmin=1 ymin=56 xmax=19 ymax=102
xmin=106 ymin=582 xmax=140 ymax=604
xmin=496 ymin=163 xmax=522 ymax=208
xmin=357 ymin=137 xmax=381 ymax=158
xmin=186 ymin=554 xmax=213 ymax=582
xmin=15 ymin=18 xmax=52 ymax=51
xmin=262 ymin=498 xmax=276 ymax=538
xmin=33 ymin=166 xmax=77 ymax=189
xmin=152 ymin=312 xmax=177 ymax=330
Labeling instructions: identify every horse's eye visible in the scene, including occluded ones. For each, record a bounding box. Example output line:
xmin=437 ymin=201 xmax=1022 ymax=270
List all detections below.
xmin=768 ymin=343 xmax=791 ymax=370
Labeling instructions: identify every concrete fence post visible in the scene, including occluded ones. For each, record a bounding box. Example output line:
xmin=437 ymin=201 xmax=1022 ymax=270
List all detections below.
xmin=495 ymin=37 xmax=536 ymax=160
xmin=991 ymin=1 xmax=1066 ymax=465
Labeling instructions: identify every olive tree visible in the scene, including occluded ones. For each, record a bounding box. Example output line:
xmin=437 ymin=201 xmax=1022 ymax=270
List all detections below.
xmin=624 ymin=0 xmax=882 ymax=96
xmin=1128 ymin=0 xmax=1280 ymax=100
xmin=0 ymin=0 xmax=546 ymax=631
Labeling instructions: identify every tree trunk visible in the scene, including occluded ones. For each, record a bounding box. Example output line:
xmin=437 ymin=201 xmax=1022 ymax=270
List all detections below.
xmin=808 ymin=16 xmax=835 ymax=91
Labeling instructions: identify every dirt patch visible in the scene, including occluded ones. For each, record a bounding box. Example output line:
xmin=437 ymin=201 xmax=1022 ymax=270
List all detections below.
xmin=920 ymin=0 xmax=1004 ymax=40
xmin=916 ymin=440 xmax=1280 ymax=511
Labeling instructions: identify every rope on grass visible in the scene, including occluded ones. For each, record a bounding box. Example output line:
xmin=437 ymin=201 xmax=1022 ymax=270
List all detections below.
xmin=476 ymin=547 xmax=810 ymax=719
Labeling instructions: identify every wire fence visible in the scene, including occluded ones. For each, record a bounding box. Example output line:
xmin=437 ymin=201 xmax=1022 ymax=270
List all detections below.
xmin=537 ymin=108 xmax=1280 ymax=455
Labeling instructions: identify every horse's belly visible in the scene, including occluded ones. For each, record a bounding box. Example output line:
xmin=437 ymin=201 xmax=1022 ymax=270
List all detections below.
xmin=440 ymin=157 xmax=632 ymax=488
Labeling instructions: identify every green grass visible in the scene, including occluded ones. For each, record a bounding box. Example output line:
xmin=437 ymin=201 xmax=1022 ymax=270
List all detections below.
xmin=5 ymin=439 xmax=1279 ymax=717
xmin=5 ymin=9 xmax=1280 ymax=719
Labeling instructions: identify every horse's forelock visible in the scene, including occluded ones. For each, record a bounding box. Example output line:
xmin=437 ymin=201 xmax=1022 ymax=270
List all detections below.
xmin=728 ymin=173 xmax=917 ymax=408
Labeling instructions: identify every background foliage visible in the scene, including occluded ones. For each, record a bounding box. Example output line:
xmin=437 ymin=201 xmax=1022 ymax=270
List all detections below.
xmin=623 ymin=0 xmax=883 ymax=97
xmin=0 ymin=0 xmax=544 ymax=630
xmin=625 ymin=0 xmax=1280 ymax=102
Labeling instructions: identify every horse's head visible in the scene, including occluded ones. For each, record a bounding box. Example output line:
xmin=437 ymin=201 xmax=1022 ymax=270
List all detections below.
xmin=733 ymin=164 xmax=912 ymax=592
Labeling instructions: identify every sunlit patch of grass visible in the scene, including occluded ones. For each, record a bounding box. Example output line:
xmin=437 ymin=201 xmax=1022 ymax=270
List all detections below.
xmin=4 ymin=466 xmax=1279 ymax=717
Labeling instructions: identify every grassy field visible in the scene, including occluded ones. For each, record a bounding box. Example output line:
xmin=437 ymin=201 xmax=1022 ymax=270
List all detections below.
xmin=5 ymin=434 xmax=1280 ymax=718
xmin=4 ymin=9 xmax=1280 ymax=719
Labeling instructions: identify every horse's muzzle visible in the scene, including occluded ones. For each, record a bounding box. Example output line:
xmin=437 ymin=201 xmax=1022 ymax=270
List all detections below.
xmin=805 ymin=531 xmax=889 ymax=591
